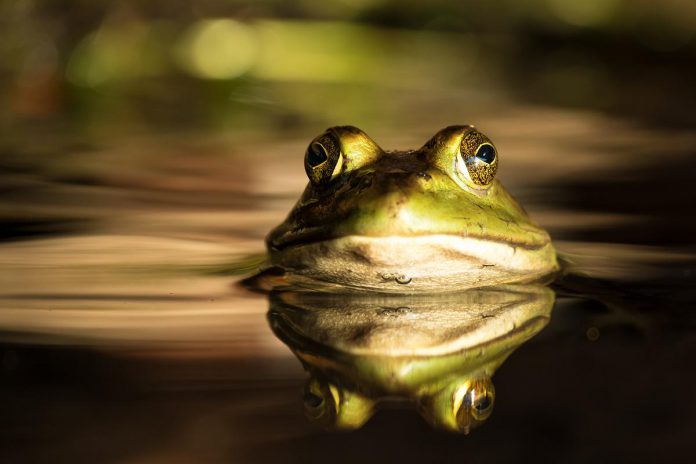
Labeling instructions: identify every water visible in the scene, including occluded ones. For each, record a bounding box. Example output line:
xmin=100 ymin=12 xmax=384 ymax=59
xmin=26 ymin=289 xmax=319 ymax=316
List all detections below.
xmin=1 ymin=104 xmax=695 ymax=462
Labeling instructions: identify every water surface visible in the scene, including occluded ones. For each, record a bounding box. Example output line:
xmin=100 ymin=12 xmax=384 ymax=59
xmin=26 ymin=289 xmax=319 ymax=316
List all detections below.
xmin=2 ymin=102 xmax=695 ymax=462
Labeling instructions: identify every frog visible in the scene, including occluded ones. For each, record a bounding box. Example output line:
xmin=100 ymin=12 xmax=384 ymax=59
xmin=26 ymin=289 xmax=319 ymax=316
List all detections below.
xmin=268 ymin=284 xmax=555 ymax=432
xmin=263 ymin=125 xmax=558 ymax=293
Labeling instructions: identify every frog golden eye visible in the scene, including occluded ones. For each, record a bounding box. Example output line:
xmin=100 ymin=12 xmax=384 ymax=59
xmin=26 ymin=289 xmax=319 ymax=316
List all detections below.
xmin=419 ymin=376 xmax=495 ymax=433
xmin=304 ymin=132 xmax=344 ymax=187
xmin=460 ymin=380 xmax=495 ymax=421
xmin=302 ymin=376 xmax=374 ymax=430
xmin=304 ymin=126 xmax=382 ymax=188
xmin=456 ymin=130 xmax=498 ymax=188
xmin=452 ymin=377 xmax=495 ymax=430
xmin=303 ymin=377 xmax=333 ymax=422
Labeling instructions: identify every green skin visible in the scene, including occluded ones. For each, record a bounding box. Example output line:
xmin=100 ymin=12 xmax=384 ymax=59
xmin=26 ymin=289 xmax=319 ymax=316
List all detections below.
xmin=269 ymin=285 xmax=554 ymax=432
xmin=266 ymin=125 xmax=558 ymax=292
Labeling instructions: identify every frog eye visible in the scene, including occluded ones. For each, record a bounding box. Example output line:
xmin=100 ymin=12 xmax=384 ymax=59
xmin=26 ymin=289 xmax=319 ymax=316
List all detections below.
xmin=302 ymin=376 xmax=374 ymax=430
xmin=304 ymin=132 xmax=344 ymax=187
xmin=304 ymin=126 xmax=383 ymax=188
xmin=456 ymin=130 xmax=498 ymax=188
xmin=303 ymin=377 xmax=333 ymax=422
xmin=451 ymin=377 xmax=495 ymax=432
xmin=419 ymin=376 xmax=495 ymax=433
xmin=458 ymin=378 xmax=495 ymax=422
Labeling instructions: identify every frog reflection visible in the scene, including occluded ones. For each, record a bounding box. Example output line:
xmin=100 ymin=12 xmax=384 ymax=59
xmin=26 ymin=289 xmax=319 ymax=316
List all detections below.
xmin=268 ymin=285 xmax=554 ymax=433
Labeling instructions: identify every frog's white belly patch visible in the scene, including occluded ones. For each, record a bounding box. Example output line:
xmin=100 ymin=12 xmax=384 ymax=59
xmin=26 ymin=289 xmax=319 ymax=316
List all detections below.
xmin=270 ymin=235 xmax=559 ymax=293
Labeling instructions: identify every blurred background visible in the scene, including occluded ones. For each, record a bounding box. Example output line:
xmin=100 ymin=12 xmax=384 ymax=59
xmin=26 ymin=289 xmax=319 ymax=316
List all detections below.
xmin=2 ymin=1 xmax=696 ymax=462
xmin=3 ymin=0 xmax=696 ymax=135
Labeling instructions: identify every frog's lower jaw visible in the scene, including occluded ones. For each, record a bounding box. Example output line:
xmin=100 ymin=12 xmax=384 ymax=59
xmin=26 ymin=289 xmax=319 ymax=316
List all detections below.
xmin=269 ymin=235 xmax=559 ymax=293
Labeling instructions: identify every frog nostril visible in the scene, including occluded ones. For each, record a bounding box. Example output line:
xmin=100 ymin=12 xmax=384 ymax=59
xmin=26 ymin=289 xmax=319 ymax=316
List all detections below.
xmin=416 ymin=171 xmax=431 ymax=180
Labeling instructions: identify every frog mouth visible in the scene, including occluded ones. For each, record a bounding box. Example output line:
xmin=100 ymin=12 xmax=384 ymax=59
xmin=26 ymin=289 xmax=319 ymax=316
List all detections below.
xmin=268 ymin=227 xmax=551 ymax=253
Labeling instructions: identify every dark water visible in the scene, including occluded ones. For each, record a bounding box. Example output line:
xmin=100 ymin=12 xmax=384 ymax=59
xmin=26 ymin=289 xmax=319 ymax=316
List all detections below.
xmin=1 ymin=105 xmax=695 ymax=462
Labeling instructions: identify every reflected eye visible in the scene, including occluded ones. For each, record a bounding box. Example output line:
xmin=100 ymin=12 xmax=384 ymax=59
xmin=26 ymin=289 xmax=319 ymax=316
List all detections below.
xmin=304 ymin=381 xmax=328 ymax=419
xmin=302 ymin=376 xmax=374 ymax=430
xmin=469 ymin=390 xmax=494 ymax=420
xmin=453 ymin=377 xmax=495 ymax=430
xmin=418 ymin=376 xmax=495 ymax=433
xmin=304 ymin=388 xmax=324 ymax=409
xmin=456 ymin=130 xmax=498 ymax=188
xmin=303 ymin=377 xmax=334 ymax=422
xmin=305 ymin=132 xmax=344 ymax=187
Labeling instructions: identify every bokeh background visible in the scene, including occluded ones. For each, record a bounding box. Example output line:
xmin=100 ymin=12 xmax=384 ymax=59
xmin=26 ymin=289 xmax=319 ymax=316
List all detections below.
xmin=2 ymin=1 xmax=696 ymax=462
xmin=4 ymin=0 xmax=696 ymax=134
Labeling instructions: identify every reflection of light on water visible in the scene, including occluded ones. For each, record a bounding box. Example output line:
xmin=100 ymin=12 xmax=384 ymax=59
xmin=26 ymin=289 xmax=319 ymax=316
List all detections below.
xmin=0 ymin=235 xmax=284 ymax=358
xmin=555 ymin=241 xmax=696 ymax=281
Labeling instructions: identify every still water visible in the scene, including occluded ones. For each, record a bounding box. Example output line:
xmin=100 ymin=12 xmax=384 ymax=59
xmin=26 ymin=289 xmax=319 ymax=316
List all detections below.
xmin=1 ymin=104 xmax=695 ymax=462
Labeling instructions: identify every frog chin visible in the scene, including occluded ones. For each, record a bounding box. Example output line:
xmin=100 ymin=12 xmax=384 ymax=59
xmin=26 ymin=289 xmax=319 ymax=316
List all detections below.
xmin=269 ymin=234 xmax=559 ymax=292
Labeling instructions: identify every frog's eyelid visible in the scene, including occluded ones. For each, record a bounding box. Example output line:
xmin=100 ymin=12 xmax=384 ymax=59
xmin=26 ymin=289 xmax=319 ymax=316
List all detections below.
xmin=325 ymin=126 xmax=382 ymax=172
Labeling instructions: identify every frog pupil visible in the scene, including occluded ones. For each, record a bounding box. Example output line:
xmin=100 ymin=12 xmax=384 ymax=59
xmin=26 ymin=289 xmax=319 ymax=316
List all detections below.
xmin=474 ymin=394 xmax=491 ymax=411
xmin=304 ymin=391 xmax=324 ymax=408
xmin=307 ymin=143 xmax=329 ymax=167
xmin=476 ymin=144 xmax=496 ymax=164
